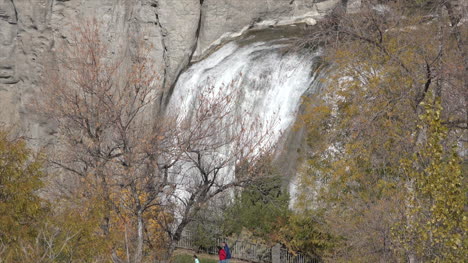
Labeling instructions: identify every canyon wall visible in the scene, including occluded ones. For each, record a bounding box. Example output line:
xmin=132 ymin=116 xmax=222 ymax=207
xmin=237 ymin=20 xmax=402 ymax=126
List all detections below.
xmin=0 ymin=0 xmax=345 ymax=139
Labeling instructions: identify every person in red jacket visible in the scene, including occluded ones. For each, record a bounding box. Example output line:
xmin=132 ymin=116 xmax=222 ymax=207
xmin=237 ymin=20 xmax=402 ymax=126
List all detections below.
xmin=217 ymin=246 xmax=227 ymax=263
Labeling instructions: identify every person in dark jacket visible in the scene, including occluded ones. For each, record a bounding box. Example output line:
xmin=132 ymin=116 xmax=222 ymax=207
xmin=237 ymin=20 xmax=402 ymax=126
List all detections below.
xmin=217 ymin=246 xmax=226 ymax=263
xmin=222 ymin=242 xmax=231 ymax=263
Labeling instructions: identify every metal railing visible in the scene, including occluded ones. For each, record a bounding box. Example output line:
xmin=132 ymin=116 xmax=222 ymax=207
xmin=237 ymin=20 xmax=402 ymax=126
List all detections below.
xmin=280 ymin=248 xmax=319 ymax=263
xmin=176 ymin=231 xmax=318 ymax=263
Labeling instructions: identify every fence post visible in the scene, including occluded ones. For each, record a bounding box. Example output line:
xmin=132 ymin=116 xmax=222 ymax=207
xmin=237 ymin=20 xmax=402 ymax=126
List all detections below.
xmin=272 ymin=244 xmax=281 ymax=263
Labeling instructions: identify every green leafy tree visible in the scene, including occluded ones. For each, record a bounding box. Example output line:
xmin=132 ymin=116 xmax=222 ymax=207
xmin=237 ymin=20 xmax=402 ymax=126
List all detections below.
xmin=222 ymin=175 xmax=290 ymax=242
xmin=186 ymin=200 xmax=225 ymax=252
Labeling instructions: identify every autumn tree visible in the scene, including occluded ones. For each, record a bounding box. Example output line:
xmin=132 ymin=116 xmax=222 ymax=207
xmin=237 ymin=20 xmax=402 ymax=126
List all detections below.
xmin=0 ymin=128 xmax=47 ymax=262
xmin=396 ymin=98 xmax=466 ymax=261
xmin=295 ymin=0 xmax=467 ymax=261
xmin=0 ymin=128 xmax=115 ymax=263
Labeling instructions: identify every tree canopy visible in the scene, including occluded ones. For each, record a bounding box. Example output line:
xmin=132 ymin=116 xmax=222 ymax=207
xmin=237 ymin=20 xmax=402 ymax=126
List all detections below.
xmin=295 ymin=0 xmax=467 ymax=261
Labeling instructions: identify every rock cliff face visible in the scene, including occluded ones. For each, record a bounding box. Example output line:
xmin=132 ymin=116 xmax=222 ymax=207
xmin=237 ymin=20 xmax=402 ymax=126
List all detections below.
xmin=0 ymin=0 xmax=343 ymax=139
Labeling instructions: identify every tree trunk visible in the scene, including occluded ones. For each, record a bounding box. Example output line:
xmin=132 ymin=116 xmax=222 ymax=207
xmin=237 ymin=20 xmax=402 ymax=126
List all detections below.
xmin=134 ymin=210 xmax=144 ymax=263
xmin=159 ymin=241 xmax=177 ymax=263
xmin=443 ymin=1 xmax=468 ymax=92
xmin=405 ymin=179 xmax=418 ymax=263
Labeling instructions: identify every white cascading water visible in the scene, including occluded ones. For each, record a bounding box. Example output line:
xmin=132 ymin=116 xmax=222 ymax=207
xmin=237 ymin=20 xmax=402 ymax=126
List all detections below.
xmin=166 ymin=34 xmax=322 ymax=202
xmin=170 ymin=40 xmax=320 ymax=140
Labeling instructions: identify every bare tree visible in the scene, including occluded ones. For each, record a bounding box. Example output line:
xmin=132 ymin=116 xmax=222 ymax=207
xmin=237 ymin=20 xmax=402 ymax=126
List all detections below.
xmin=157 ymin=82 xmax=277 ymax=260
xmin=35 ymin=19 xmax=276 ymax=262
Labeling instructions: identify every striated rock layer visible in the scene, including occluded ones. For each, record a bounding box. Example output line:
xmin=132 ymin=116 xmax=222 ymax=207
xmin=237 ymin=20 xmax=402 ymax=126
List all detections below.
xmin=0 ymin=0 xmax=344 ymax=140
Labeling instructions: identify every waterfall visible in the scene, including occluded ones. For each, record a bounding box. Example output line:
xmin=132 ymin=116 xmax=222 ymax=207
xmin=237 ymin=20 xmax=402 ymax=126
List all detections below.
xmin=168 ymin=38 xmax=321 ymax=144
xmin=166 ymin=31 xmax=322 ymax=202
